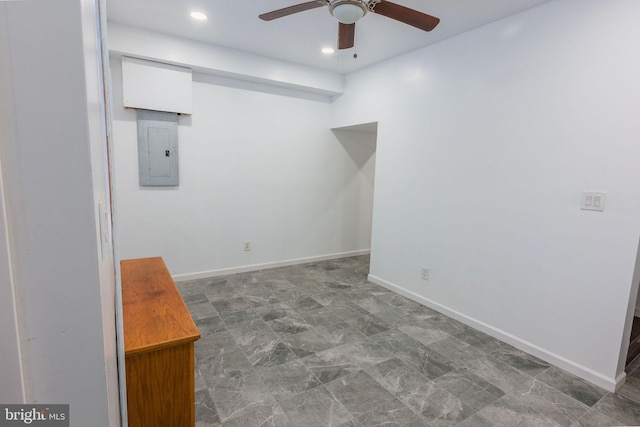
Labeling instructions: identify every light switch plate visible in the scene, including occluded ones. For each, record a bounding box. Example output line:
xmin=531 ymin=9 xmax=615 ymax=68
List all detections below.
xmin=98 ymin=197 xmax=108 ymax=260
xmin=581 ymin=192 xmax=606 ymax=212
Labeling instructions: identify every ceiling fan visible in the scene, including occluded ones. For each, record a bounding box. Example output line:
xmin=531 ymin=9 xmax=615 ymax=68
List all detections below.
xmin=259 ymin=0 xmax=440 ymax=50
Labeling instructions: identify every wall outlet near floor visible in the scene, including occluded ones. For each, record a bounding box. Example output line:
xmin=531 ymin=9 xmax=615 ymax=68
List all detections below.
xmin=244 ymin=241 xmax=251 ymax=251
xmin=421 ymin=267 xmax=430 ymax=281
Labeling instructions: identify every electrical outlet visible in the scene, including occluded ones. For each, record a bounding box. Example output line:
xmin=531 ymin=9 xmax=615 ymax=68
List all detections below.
xmin=421 ymin=267 xmax=430 ymax=281
xmin=244 ymin=241 xmax=251 ymax=251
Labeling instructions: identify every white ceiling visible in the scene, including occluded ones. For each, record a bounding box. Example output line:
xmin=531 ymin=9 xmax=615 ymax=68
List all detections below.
xmin=106 ymin=0 xmax=551 ymax=74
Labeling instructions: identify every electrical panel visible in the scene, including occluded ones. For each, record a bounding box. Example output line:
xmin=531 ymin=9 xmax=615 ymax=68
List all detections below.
xmin=137 ymin=110 xmax=179 ymax=186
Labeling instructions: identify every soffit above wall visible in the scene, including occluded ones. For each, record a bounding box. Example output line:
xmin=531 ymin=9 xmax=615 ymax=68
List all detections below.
xmin=108 ymin=23 xmax=345 ymax=98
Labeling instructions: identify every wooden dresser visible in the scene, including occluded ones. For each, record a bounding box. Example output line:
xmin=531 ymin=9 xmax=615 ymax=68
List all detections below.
xmin=121 ymin=257 xmax=200 ymax=427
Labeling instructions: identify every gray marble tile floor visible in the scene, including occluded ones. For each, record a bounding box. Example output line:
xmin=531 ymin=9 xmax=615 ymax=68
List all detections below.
xmin=178 ymin=255 xmax=640 ymax=426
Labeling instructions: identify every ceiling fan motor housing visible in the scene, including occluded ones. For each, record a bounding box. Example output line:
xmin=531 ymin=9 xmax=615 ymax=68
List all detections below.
xmin=329 ymin=0 xmax=368 ymax=24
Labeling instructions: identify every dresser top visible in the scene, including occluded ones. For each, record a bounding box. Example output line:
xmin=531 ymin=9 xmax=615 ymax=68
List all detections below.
xmin=121 ymin=257 xmax=200 ymax=355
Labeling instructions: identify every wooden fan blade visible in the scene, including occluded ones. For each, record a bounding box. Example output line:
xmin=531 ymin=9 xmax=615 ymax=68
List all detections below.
xmin=259 ymin=1 xmax=325 ymax=21
xmin=338 ymin=23 xmax=355 ymax=49
xmin=373 ymin=1 xmax=440 ymax=32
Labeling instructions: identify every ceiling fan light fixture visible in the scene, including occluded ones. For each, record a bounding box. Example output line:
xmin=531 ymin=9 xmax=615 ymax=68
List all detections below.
xmin=329 ymin=0 xmax=367 ymax=24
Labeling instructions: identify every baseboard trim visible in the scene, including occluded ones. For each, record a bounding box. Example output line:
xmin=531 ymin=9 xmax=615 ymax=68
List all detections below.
xmin=172 ymin=250 xmax=371 ymax=282
xmin=368 ymin=274 xmax=620 ymax=392
xmin=615 ymin=371 xmax=627 ymax=392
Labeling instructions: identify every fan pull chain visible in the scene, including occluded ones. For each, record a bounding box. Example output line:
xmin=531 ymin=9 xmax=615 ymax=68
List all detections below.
xmin=352 ymin=22 xmax=359 ymax=59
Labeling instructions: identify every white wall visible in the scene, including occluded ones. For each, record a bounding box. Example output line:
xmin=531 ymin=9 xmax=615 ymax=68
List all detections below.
xmin=0 ymin=6 xmax=25 ymax=403
xmin=331 ymin=0 xmax=640 ymax=390
xmin=111 ymin=58 xmax=374 ymax=277
xmin=0 ymin=161 xmax=24 ymax=403
xmin=0 ymin=0 xmax=119 ymax=424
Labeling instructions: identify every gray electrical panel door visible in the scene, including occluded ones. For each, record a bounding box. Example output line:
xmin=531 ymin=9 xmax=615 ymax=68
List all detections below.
xmin=137 ymin=110 xmax=179 ymax=186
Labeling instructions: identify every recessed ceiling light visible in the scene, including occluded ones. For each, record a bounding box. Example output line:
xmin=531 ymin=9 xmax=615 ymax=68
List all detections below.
xmin=322 ymin=47 xmax=335 ymax=55
xmin=190 ymin=11 xmax=208 ymax=21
